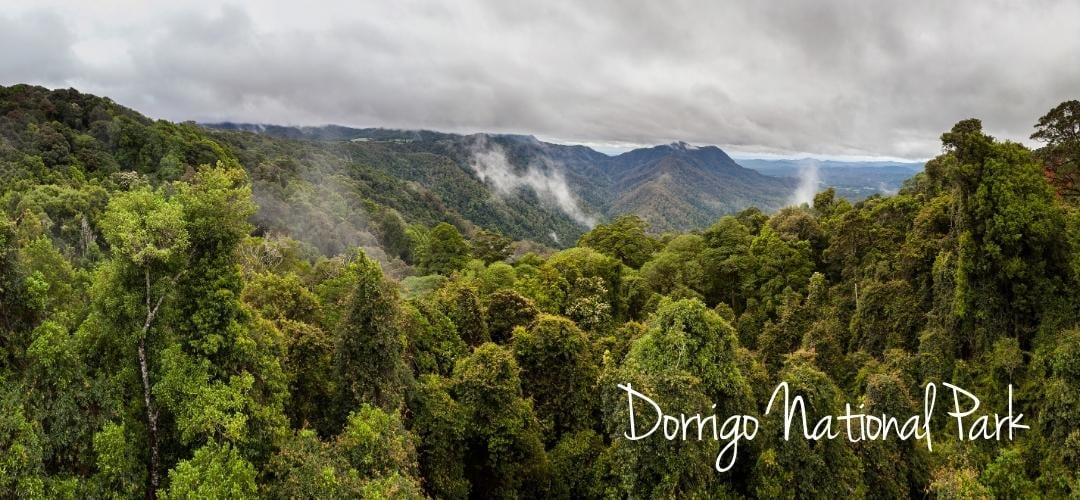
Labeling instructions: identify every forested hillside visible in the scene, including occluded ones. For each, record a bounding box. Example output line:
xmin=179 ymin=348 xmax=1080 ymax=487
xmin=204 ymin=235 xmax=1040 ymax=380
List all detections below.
xmin=2 ymin=84 xmax=1080 ymax=498
xmin=204 ymin=127 xmax=594 ymax=252
xmin=206 ymin=123 xmax=798 ymax=234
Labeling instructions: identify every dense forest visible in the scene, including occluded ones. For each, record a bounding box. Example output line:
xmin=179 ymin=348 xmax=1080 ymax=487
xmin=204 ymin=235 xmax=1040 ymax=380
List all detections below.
xmin=1 ymin=84 xmax=1079 ymax=498
xmin=204 ymin=121 xmax=798 ymax=237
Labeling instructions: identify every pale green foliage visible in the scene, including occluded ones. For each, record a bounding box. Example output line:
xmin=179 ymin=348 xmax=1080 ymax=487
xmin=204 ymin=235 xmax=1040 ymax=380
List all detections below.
xmin=90 ymin=422 xmax=143 ymax=498
xmin=100 ymin=188 xmax=188 ymax=266
xmin=337 ymin=405 xmax=420 ymax=478
xmin=264 ymin=407 xmax=425 ymax=500
xmin=640 ymin=234 xmax=706 ymax=297
xmin=0 ymin=381 xmax=46 ymax=499
xmin=154 ymin=345 xmax=253 ymax=445
xmin=160 ymin=441 xmax=258 ymax=500
xmin=565 ymin=276 xmax=613 ymax=332
xmin=929 ymin=466 xmax=992 ymax=499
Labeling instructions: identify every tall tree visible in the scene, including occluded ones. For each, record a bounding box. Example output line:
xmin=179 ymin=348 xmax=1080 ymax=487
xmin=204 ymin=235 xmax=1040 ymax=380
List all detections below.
xmin=702 ymin=216 xmax=753 ymax=309
xmin=451 ymin=343 xmax=550 ymax=498
xmin=97 ymin=186 xmax=189 ymax=496
xmin=751 ymin=351 xmax=863 ymax=498
xmin=512 ymin=314 xmax=597 ymax=437
xmin=470 ymin=229 xmax=513 ymax=264
xmin=1031 ymin=99 xmax=1080 ymax=200
xmin=422 ymin=223 xmax=470 ymax=275
xmin=577 ymin=214 xmax=657 ymax=269
xmin=940 ymin=119 xmax=1066 ymax=347
xmin=334 ymin=251 xmax=409 ymax=416
xmin=604 ymin=298 xmax=756 ymax=496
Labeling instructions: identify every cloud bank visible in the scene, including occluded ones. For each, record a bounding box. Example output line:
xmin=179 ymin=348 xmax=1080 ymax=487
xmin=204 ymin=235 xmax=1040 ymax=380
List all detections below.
xmin=4 ymin=0 xmax=1080 ymax=159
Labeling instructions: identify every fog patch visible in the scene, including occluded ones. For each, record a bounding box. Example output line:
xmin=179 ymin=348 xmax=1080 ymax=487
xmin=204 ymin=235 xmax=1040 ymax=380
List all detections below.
xmin=789 ymin=159 xmax=821 ymax=206
xmin=250 ymin=171 xmax=410 ymax=278
xmin=877 ymin=181 xmax=899 ymax=196
xmin=468 ymin=136 xmax=596 ymax=227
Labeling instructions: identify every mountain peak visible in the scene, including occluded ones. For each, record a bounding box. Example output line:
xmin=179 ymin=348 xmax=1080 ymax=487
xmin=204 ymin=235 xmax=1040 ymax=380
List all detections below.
xmin=667 ymin=141 xmax=698 ymax=150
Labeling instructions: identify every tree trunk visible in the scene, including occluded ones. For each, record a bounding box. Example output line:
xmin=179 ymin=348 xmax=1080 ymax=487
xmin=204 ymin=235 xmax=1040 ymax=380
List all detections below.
xmin=139 ymin=268 xmax=176 ymax=500
xmin=138 ymin=337 xmax=159 ymax=500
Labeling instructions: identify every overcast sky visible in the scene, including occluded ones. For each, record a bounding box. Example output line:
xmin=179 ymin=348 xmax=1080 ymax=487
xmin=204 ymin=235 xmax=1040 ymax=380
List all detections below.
xmin=3 ymin=0 xmax=1078 ymax=160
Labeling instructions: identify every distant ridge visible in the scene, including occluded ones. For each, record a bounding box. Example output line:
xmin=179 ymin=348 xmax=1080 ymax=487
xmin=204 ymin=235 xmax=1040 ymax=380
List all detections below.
xmin=203 ymin=123 xmax=800 ymax=233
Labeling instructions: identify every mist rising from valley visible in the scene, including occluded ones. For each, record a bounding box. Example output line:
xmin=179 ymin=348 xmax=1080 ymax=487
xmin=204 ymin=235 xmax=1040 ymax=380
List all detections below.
xmin=467 ymin=136 xmax=597 ymax=227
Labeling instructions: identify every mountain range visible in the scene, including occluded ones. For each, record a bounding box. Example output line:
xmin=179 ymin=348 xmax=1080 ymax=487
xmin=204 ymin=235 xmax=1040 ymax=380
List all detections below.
xmin=736 ymin=158 xmax=923 ymax=199
xmin=209 ymin=123 xmax=925 ymax=242
xmin=0 ymin=85 xmax=918 ymax=256
xmin=206 ymin=123 xmax=807 ymax=237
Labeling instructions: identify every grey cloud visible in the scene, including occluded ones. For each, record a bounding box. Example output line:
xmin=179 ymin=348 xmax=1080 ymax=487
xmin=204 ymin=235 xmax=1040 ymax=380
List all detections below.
xmin=4 ymin=0 xmax=1079 ymax=159
xmin=0 ymin=11 xmax=79 ymax=84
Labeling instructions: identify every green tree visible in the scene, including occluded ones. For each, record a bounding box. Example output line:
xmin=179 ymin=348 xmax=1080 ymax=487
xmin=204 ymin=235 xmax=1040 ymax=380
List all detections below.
xmin=436 ymin=279 xmax=490 ymax=347
xmin=702 ymin=216 xmax=753 ymax=309
xmin=747 ymin=225 xmax=814 ymax=314
xmin=422 ymin=223 xmax=470 ymax=275
xmin=404 ymin=299 xmax=468 ymax=377
xmin=0 ymin=381 xmax=46 ymax=498
xmin=856 ymin=373 xmax=929 ymax=498
xmin=929 ymin=466 xmax=992 ymax=499
xmin=0 ymin=216 xmax=33 ymax=356
xmin=565 ymin=276 xmax=613 ymax=332
xmin=640 ymin=234 xmax=707 ymax=299
xmin=477 ymin=261 xmax=516 ymax=295
xmin=512 ymin=315 xmax=598 ymax=437
xmin=160 ymin=441 xmax=258 ymax=500
xmin=484 ymin=289 xmax=538 ymax=344
xmin=736 ymin=207 xmax=769 ymax=235
xmin=334 ymin=251 xmax=409 ymax=415
xmin=470 ymin=229 xmax=513 ymax=264
xmin=548 ymin=429 xmax=605 ymax=499
xmin=577 ymin=214 xmax=657 ymax=269
xmin=262 ymin=429 xmax=366 ymax=498
xmin=751 ymin=351 xmax=864 ymax=498
xmin=336 ymin=405 xmax=425 ymax=497
xmin=96 ymin=185 xmax=188 ymax=495
xmin=981 ymin=446 xmax=1036 ymax=499
xmin=79 ymin=165 xmax=288 ymax=499
xmin=451 ymin=343 xmax=550 ymax=498
xmin=90 ymin=422 xmax=143 ymax=499
xmin=375 ymin=208 xmax=413 ymax=262
xmin=604 ymin=298 xmax=755 ymax=497
xmin=849 ymin=279 xmax=922 ymax=355
xmin=161 ymin=165 xmax=289 ymax=462
xmin=1031 ymin=99 xmax=1080 ymax=200
xmin=407 ymin=374 xmax=469 ymax=499
xmin=544 ymin=247 xmax=622 ymax=318
xmin=940 ymin=119 xmax=1067 ymax=347
xmin=768 ymin=206 xmax=826 ymax=262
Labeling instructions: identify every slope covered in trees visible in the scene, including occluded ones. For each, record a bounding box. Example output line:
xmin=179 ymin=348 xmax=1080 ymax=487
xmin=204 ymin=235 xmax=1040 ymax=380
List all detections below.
xmin=2 ymin=84 xmax=1080 ymax=497
xmin=206 ymin=123 xmax=800 ymax=235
